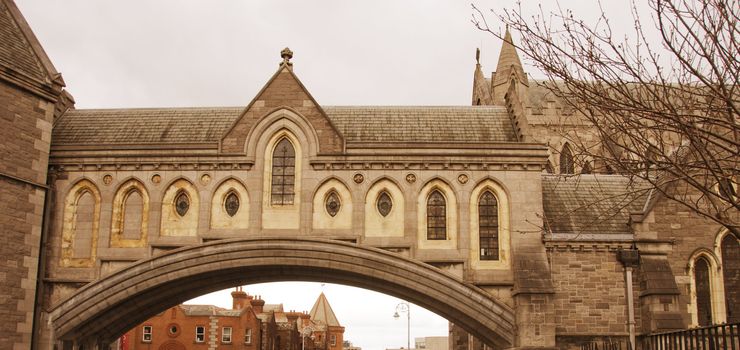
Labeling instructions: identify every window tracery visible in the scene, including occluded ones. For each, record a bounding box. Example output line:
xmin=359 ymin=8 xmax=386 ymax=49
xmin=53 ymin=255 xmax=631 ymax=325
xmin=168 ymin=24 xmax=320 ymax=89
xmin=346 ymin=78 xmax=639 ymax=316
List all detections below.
xmin=175 ymin=191 xmax=190 ymax=217
xmin=560 ymin=143 xmax=574 ymax=174
xmin=377 ymin=191 xmax=392 ymax=217
xmin=325 ymin=191 xmax=340 ymax=217
xmin=271 ymin=138 xmax=296 ymax=205
xmin=426 ymin=190 xmax=446 ymax=240
xmin=479 ymin=191 xmax=499 ymax=260
xmin=224 ymin=191 xmax=240 ymax=217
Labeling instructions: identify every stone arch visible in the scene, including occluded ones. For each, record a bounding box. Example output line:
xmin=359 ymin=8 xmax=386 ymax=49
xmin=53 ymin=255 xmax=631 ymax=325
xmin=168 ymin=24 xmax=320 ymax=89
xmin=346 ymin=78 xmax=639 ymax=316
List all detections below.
xmin=60 ymin=179 xmax=101 ymax=268
xmin=687 ymin=248 xmax=726 ymax=326
xmin=469 ymin=178 xmax=511 ymax=270
xmin=245 ymin=107 xmax=320 ymax=159
xmin=211 ymin=177 xmax=250 ymax=230
xmin=364 ymin=177 xmax=405 ymax=237
xmin=160 ymin=178 xmax=199 ymax=237
xmin=50 ymin=238 xmax=514 ymax=349
xmin=312 ymin=177 xmax=352 ymax=230
xmin=110 ymin=178 xmax=150 ymax=248
xmin=417 ymin=178 xmax=458 ymax=249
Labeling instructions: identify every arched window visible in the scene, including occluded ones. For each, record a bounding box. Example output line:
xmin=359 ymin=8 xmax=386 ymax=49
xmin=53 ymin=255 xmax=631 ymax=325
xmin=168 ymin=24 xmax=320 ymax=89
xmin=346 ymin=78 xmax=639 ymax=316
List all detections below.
xmin=224 ymin=191 xmax=240 ymax=217
xmin=426 ymin=190 xmax=446 ymax=240
xmin=271 ymin=138 xmax=295 ymax=205
xmin=721 ymin=235 xmax=740 ymax=323
xmin=377 ymin=191 xmax=392 ymax=217
xmin=325 ymin=191 xmax=340 ymax=217
xmin=695 ymin=257 xmax=713 ymax=326
xmin=560 ymin=143 xmax=574 ymax=174
xmin=479 ymin=191 xmax=499 ymax=260
xmin=175 ymin=191 xmax=190 ymax=217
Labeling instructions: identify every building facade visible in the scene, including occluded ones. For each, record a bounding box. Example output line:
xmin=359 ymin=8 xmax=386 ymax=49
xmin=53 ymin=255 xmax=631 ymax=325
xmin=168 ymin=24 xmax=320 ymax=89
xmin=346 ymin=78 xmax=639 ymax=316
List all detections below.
xmin=119 ymin=289 xmax=344 ymax=350
xmin=0 ymin=1 xmax=737 ymax=349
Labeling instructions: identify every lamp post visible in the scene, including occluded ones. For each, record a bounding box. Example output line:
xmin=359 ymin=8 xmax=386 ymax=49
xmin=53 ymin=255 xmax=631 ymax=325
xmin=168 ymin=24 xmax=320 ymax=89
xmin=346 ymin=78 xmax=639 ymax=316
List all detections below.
xmin=393 ymin=302 xmax=411 ymax=350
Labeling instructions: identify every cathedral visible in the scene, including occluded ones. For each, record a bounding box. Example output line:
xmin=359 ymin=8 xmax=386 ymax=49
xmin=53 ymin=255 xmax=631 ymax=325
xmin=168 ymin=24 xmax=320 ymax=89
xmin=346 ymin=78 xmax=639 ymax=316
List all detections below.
xmin=0 ymin=0 xmax=737 ymax=349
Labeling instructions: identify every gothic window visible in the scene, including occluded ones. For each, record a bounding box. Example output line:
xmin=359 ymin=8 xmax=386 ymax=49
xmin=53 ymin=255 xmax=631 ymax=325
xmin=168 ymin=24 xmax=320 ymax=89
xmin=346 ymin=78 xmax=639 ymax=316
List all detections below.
xmin=271 ymin=138 xmax=295 ymax=205
xmin=426 ymin=190 xmax=446 ymax=240
xmin=721 ymin=235 xmax=740 ymax=323
xmin=224 ymin=191 xmax=240 ymax=217
xmin=175 ymin=191 xmax=190 ymax=217
xmin=121 ymin=189 xmax=144 ymax=240
xmin=479 ymin=191 xmax=499 ymax=260
xmin=325 ymin=191 xmax=340 ymax=217
xmin=73 ymin=191 xmax=95 ymax=258
xmin=560 ymin=143 xmax=574 ymax=174
xmin=377 ymin=191 xmax=392 ymax=217
xmin=694 ymin=257 xmax=713 ymax=326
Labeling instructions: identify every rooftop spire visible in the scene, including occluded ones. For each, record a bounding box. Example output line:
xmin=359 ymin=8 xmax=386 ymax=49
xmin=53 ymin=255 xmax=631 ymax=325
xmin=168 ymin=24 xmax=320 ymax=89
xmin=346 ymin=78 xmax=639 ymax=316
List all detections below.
xmin=492 ymin=27 xmax=527 ymax=88
xmin=309 ymin=292 xmax=341 ymax=327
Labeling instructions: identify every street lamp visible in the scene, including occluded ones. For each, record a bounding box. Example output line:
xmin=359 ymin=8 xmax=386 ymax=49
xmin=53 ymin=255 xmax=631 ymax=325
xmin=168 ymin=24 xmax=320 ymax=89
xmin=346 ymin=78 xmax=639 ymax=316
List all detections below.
xmin=393 ymin=302 xmax=411 ymax=350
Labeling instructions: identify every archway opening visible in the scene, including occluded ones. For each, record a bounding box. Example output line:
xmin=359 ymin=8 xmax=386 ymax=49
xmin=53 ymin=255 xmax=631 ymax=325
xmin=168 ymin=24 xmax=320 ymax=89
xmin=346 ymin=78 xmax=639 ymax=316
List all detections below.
xmin=50 ymin=238 xmax=514 ymax=349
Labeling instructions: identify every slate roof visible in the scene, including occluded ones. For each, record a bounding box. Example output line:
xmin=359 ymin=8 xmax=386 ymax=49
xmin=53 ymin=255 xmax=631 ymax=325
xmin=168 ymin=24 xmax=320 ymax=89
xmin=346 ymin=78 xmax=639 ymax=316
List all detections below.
xmin=309 ymin=293 xmax=340 ymax=327
xmin=52 ymin=106 xmax=516 ymax=146
xmin=53 ymin=107 xmax=242 ymax=145
xmin=0 ymin=0 xmax=45 ymax=81
xmin=324 ymin=106 xmax=516 ymax=143
xmin=541 ymin=175 xmax=651 ymax=236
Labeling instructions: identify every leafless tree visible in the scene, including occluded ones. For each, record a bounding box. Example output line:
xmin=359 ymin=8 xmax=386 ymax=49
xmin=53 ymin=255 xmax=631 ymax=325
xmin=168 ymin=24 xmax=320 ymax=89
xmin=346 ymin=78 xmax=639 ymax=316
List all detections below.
xmin=472 ymin=0 xmax=739 ymax=239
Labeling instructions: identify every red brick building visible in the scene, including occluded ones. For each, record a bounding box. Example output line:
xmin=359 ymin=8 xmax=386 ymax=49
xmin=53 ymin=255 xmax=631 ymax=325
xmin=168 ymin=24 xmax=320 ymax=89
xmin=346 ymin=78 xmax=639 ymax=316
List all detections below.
xmin=117 ymin=289 xmax=344 ymax=350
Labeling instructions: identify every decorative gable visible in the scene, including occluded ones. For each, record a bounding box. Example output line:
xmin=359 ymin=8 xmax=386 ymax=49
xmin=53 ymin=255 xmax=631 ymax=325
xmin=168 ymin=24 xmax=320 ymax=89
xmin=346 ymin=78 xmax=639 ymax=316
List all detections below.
xmin=221 ymin=49 xmax=344 ymax=154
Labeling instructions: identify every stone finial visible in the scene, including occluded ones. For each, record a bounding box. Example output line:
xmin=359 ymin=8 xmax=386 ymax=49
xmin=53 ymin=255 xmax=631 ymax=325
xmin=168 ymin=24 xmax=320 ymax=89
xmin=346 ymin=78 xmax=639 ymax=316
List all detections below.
xmin=281 ymin=47 xmax=293 ymax=66
xmin=476 ymin=48 xmax=480 ymax=64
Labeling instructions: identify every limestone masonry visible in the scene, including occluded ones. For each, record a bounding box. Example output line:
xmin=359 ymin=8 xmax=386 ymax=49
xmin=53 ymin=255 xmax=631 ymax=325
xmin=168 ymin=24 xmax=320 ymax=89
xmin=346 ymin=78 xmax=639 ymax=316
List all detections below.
xmin=0 ymin=1 xmax=737 ymax=350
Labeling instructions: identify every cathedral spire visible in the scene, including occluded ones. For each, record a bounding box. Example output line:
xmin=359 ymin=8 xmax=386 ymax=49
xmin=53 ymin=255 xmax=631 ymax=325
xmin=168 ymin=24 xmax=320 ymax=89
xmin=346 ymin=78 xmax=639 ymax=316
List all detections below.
xmin=493 ymin=27 xmax=527 ymax=88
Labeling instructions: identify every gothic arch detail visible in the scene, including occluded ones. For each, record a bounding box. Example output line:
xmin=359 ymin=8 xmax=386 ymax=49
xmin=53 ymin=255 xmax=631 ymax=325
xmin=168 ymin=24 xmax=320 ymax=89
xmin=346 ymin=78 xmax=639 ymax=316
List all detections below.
xmin=110 ymin=179 xmax=150 ymax=248
xmin=469 ymin=179 xmax=511 ymax=270
xmin=559 ymin=143 xmax=574 ymax=174
xmin=60 ymin=179 xmax=101 ymax=268
xmin=262 ymin=130 xmax=302 ymax=230
xmin=312 ymin=178 xmax=352 ymax=230
xmin=211 ymin=178 xmax=249 ymax=230
xmin=364 ymin=178 xmax=404 ymax=237
xmin=688 ymin=250 xmax=726 ymax=326
xmin=417 ymin=179 xmax=457 ymax=250
xmin=161 ymin=179 xmax=199 ymax=237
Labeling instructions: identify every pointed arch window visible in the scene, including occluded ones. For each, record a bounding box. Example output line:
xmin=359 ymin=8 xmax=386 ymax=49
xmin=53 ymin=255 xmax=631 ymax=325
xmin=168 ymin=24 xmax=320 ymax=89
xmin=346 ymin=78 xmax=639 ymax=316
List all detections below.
xmin=560 ymin=143 xmax=574 ymax=174
xmin=479 ymin=191 xmax=499 ymax=260
xmin=426 ymin=190 xmax=447 ymax=240
xmin=224 ymin=191 xmax=240 ymax=217
xmin=175 ymin=191 xmax=190 ymax=217
xmin=721 ymin=235 xmax=740 ymax=323
xmin=271 ymin=138 xmax=296 ymax=205
xmin=377 ymin=191 xmax=392 ymax=217
xmin=325 ymin=191 xmax=341 ymax=217
xmin=694 ymin=257 xmax=713 ymax=326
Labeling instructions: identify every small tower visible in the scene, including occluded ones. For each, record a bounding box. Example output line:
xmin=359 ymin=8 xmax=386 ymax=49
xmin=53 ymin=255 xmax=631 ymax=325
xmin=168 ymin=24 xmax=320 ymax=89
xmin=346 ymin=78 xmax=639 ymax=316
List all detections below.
xmin=491 ymin=27 xmax=529 ymax=105
xmin=472 ymin=48 xmax=494 ymax=106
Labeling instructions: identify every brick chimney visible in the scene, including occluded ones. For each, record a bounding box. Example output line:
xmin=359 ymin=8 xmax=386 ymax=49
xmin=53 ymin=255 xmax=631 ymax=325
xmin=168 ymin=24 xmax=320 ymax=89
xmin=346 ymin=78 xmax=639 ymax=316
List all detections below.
xmin=250 ymin=295 xmax=265 ymax=314
xmin=231 ymin=286 xmax=252 ymax=310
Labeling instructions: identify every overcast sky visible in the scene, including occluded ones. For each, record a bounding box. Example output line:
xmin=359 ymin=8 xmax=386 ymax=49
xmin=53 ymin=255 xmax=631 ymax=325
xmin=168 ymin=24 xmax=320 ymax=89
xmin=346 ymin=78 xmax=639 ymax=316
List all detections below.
xmin=14 ymin=2 xmax=643 ymax=350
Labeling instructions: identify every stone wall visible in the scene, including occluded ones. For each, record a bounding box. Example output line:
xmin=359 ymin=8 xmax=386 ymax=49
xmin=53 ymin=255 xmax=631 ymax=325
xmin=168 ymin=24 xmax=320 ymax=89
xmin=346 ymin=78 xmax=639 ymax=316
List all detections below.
xmin=0 ymin=79 xmax=55 ymax=349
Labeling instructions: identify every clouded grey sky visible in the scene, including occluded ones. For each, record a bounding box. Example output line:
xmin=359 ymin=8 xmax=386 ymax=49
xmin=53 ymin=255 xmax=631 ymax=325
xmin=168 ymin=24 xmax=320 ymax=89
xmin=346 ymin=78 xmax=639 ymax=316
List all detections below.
xmin=13 ymin=1 xmax=644 ymax=349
